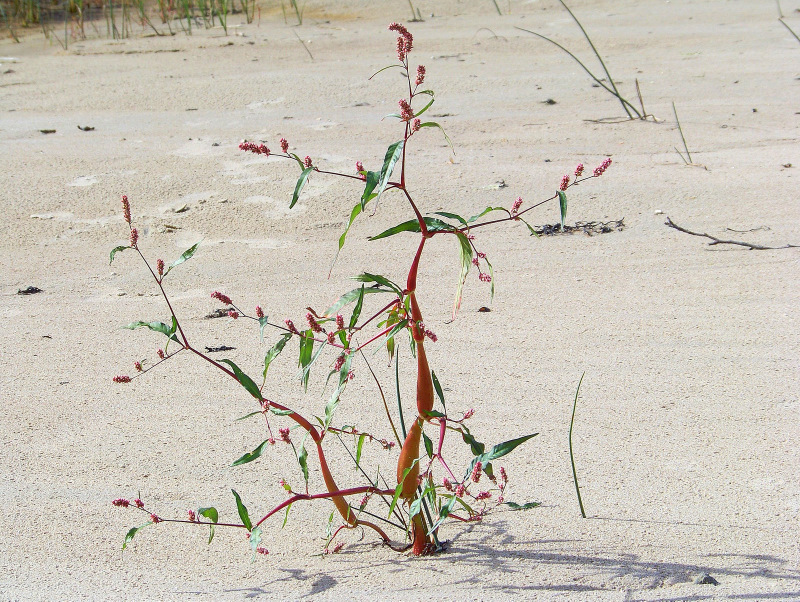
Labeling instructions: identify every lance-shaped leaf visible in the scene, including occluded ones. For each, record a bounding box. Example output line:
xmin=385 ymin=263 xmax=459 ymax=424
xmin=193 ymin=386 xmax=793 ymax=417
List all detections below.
xmin=249 ymin=525 xmax=262 ymax=561
xmin=297 ymin=331 xmax=315 ymax=391
xmin=433 ymin=211 xmax=468 ymax=228
xmin=460 ymin=427 xmax=485 ymax=457
xmin=428 ymin=495 xmax=457 ymax=533
xmin=122 ymin=523 xmax=150 ymax=550
xmin=220 ymin=359 xmax=262 ymax=400
xmin=464 ymin=433 xmax=539 ymax=480
xmin=453 ymin=231 xmax=473 ymax=318
xmin=352 ymin=273 xmax=402 ymax=296
xmin=235 ymin=410 xmax=264 ymax=422
xmin=371 ymin=141 xmax=404 ymax=209
xmin=325 ymin=286 xmax=392 ymax=317
xmin=263 ymin=333 xmax=292 ymax=380
xmin=387 ymin=459 xmax=419 ymax=517
xmin=422 ymin=431 xmax=434 ymax=458
xmin=418 ymin=121 xmax=454 ymax=153
xmin=232 ymin=439 xmax=271 ymax=467
xmin=369 ymin=216 xmax=455 ymax=241
xmin=558 ymin=190 xmax=567 ymax=231
xmin=369 ymin=63 xmax=403 ymax=79
xmin=468 ymin=206 xmax=509 ymax=224
xmin=163 ymin=242 xmax=200 ymax=277
xmin=110 ymin=245 xmax=129 ymax=265
xmin=290 ymin=167 xmax=314 ymax=208
xmin=349 ymin=285 xmax=365 ymax=329
xmin=258 ymin=316 xmax=270 ymax=341
xmin=332 ymin=191 xmax=377 ymax=271
xmin=355 ymin=433 xmax=367 ymax=466
xmin=124 ymin=319 xmax=179 ymax=344
xmin=198 ymin=506 xmax=218 ymax=544
xmin=297 ymin=445 xmax=309 ymax=485
xmin=231 ymin=489 xmax=252 ymax=531
xmin=360 ymin=170 xmax=380 ymax=208
xmin=324 ymin=378 xmax=349 ymax=428
xmin=431 ymin=370 xmax=446 ymax=413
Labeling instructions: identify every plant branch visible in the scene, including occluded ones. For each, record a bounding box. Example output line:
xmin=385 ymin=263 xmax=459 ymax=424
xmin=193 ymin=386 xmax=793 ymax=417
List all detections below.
xmin=665 ymin=217 xmax=799 ymax=250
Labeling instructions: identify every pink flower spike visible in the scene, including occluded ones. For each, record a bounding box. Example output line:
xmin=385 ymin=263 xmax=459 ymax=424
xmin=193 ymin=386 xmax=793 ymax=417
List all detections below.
xmin=472 ymin=257 xmax=479 ymax=267
xmin=306 ymin=312 xmax=323 ymax=333
xmin=443 ymin=478 xmax=453 ymax=492
xmin=121 ymin=195 xmax=131 ymax=225
xmin=279 ymin=427 xmax=291 ymax=443
xmin=327 ymin=332 xmax=336 ymax=345
xmin=211 ymin=291 xmax=233 ymax=306
xmin=129 ymin=228 xmax=138 ymax=248
xmin=511 ymin=196 xmax=523 ymax=216
xmin=333 ymin=354 xmax=345 ymax=372
xmin=355 ymin=160 xmax=364 ymax=173
xmin=415 ymin=65 xmax=426 ymax=86
xmin=113 ymin=375 xmax=131 ymax=384
xmin=303 ymin=156 xmax=313 ymax=168
xmin=455 ymin=484 xmax=466 ymax=498
xmin=560 ymin=174 xmax=570 ymax=191
xmin=285 ymin=319 xmax=300 ymax=335
xmin=280 ymin=138 xmax=289 ymax=153
xmin=134 ymin=361 xmax=143 ymax=372
xmin=335 ymin=314 xmax=345 ymax=331
xmin=333 ymin=542 xmax=345 ymax=553
xmin=476 ymin=491 xmax=492 ymax=501
xmin=256 ymin=306 xmax=264 ymax=319
xmin=471 ymin=461 xmax=482 ymax=483
xmin=258 ymin=144 xmax=270 ymax=156
xmin=575 ymin=163 xmax=584 ymax=177
xmin=412 ymin=118 xmax=421 ymax=132
xmin=398 ymin=99 xmax=413 ymax=122
xmin=112 ymin=498 xmax=130 ymax=507
xmin=157 ymin=349 xmax=165 ymax=360
xmin=479 ymin=273 xmax=492 ymax=283
xmin=424 ymin=329 xmax=437 ymax=343
xmin=463 ymin=408 xmax=474 ymax=420
xmin=228 ymin=310 xmax=239 ymax=319
xmin=347 ymin=370 xmax=355 ymax=381
xmin=156 ymin=259 xmax=164 ymax=277
xmin=150 ymin=514 xmax=162 ymax=524
xmin=134 ymin=499 xmax=144 ymax=508
xmin=256 ymin=547 xmax=269 ymax=556
xmin=188 ymin=510 xmax=196 ymax=522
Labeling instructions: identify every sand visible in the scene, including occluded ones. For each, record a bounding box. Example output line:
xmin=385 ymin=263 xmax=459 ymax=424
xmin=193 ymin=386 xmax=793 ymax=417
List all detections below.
xmin=1 ymin=0 xmax=799 ymax=599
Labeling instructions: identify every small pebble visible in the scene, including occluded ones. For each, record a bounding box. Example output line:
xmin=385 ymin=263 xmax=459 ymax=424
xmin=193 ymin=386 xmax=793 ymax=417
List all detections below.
xmin=695 ymin=573 xmax=719 ymax=586
xmin=654 ymin=209 xmax=664 ymax=215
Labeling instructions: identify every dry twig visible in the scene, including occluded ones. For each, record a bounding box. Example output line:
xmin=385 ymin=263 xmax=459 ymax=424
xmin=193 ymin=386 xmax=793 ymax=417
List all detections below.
xmin=665 ymin=217 xmax=799 ymax=250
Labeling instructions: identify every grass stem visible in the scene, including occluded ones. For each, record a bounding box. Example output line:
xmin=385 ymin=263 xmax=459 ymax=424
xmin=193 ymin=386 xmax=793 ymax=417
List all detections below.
xmin=569 ymin=372 xmax=586 ymax=518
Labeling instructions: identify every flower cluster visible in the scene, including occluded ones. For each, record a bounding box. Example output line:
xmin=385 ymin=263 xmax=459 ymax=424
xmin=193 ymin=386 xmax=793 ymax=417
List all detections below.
xmin=511 ymin=196 xmax=523 ymax=217
xmin=471 ymin=461 xmax=483 ymax=483
xmin=303 ymin=156 xmax=313 ymax=168
xmin=113 ymin=375 xmax=131 ymax=384
xmin=129 ymin=228 xmax=138 ymax=248
xmin=306 ymin=312 xmax=323 ymax=333
xmin=239 ymin=141 xmax=270 ymax=156
xmin=279 ymin=427 xmax=291 ymax=443
xmin=121 ymin=195 xmax=131 ymax=225
xmin=560 ymin=174 xmax=570 ymax=191
xmin=594 ymin=157 xmax=612 ymax=177
xmin=415 ymin=65 xmax=425 ymax=87
xmin=399 ymin=99 xmax=414 ymax=122
xmin=575 ymin=163 xmax=584 ymax=177
xmin=112 ymin=498 xmax=130 ymax=507
xmin=255 ymin=306 xmax=264 ymax=319
xmin=280 ymin=138 xmax=289 ymax=153
xmin=389 ymin=22 xmax=413 ymax=62
xmin=156 ymin=259 xmax=164 ymax=277
xmin=211 ymin=291 xmax=233 ymax=306
xmin=285 ymin=319 xmax=300 ymax=335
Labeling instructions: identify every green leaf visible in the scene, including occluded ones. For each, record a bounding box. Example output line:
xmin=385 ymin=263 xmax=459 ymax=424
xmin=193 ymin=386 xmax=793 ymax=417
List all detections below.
xmin=164 ymin=242 xmax=200 ymax=276
xmin=387 ymin=459 xmax=419 ymax=518
xmin=413 ymin=92 xmax=435 ymax=118
xmin=431 ymin=370 xmax=446 ymax=413
xmin=290 ymin=166 xmax=314 ymax=209
xmin=349 ymin=285 xmax=365 ymax=329
xmin=453 ymin=231 xmax=473 ymax=318
xmin=433 ymin=211 xmax=468 ymax=228
xmin=110 ymin=245 xmax=129 ymax=265
xmin=258 ymin=316 xmax=270 ymax=341
xmin=369 ymin=63 xmax=404 ymax=79
xmin=355 ymin=433 xmax=366 ymax=466
xmin=352 ymin=273 xmax=402 ymax=296
xmin=289 ymin=153 xmax=305 ymax=170
xmin=231 ymin=489 xmax=252 ymax=531
xmin=324 ymin=381 xmax=348 ymax=428
xmin=232 ymin=439 xmax=271 ymax=467
xmin=325 ymin=286 xmax=392 ymax=317
xmin=418 ymin=121 xmax=454 ymax=153
xmin=122 ymin=523 xmax=150 ymax=550
xmin=428 ymin=495 xmax=457 ymax=533
xmin=270 ymin=408 xmax=294 ymax=416
xmin=297 ymin=332 xmax=315 ymax=391
xmin=385 ymin=319 xmax=410 ymax=349
xmin=423 ymin=431 xmax=433 ymax=458
xmin=465 ymin=433 xmax=539 ymax=479
xmin=235 ymin=411 xmax=264 ymax=421
xmin=374 ymin=141 xmax=404 ymax=208
xmin=220 ymin=359 xmax=262 ymax=400
xmin=518 ymin=216 xmax=540 ymax=238
xmin=124 ymin=320 xmax=179 ymax=344
xmin=360 ymin=170 xmax=380 ymax=210
xmin=558 ymin=190 xmax=567 ymax=231
xmin=263 ymin=333 xmax=292 ymax=380
xmin=282 ymin=503 xmax=293 ymax=528
xmin=249 ymin=525 xmax=262 ymax=561
xmin=198 ymin=506 xmax=218 ymax=544
xmin=297 ymin=445 xmax=309 ymax=485
xmin=505 ymin=501 xmax=542 ymax=511
xmin=460 ymin=428 xmax=485 ymax=457
xmin=369 ymin=216 xmax=455 ymax=241
xmin=298 ymin=334 xmax=326 ymax=391
xmin=467 ymin=206 xmax=508 ymax=224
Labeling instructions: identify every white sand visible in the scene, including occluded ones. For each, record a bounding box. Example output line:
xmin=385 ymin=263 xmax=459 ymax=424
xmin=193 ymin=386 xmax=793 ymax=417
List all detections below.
xmin=1 ymin=0 xmax=798 ymax=599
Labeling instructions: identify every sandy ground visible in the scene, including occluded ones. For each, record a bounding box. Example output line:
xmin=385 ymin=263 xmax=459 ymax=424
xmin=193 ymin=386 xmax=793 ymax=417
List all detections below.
xmin=1 ymin=0 xmax=799 ymax=599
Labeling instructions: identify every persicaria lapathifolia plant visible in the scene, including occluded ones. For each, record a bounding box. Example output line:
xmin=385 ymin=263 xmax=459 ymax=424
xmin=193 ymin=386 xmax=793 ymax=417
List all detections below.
xmin=111 ymin=23 xmax=612 ymax=558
